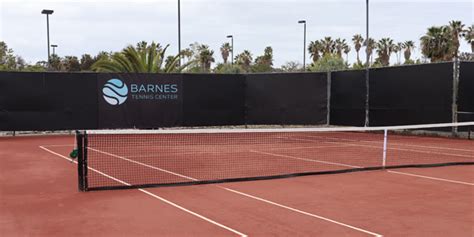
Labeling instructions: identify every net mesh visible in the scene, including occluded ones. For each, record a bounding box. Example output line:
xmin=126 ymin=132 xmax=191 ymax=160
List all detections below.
xmin=77 ymin=122 xmax=474 ymax=191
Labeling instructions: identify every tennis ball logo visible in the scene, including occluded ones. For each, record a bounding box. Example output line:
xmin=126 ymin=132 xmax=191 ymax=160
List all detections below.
xmin=102 ymin=79 xmax=128 ymax=105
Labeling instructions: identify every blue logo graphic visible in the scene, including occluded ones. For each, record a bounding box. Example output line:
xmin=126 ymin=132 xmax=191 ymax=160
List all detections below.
xmin=102 ymin=79 xmax=128 ymax=105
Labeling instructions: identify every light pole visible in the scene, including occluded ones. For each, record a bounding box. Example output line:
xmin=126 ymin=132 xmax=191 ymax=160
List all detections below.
xmin=365 ymin=0 xmax=370 ymax=127
xmin=178 ymin=0 xmax=181 ymax=66
xmin=226 ymin=35 xmax=234 ymax=65
xmin=41 ymin=9 xmax=54 ymax=66
xmin=51 ymin=44 xmax=58 ymax=55
xmin=298 ymin=20 xmax=306 ymax=71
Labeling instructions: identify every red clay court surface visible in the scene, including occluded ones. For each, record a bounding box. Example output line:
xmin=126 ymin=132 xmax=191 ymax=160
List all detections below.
xmin=1 ymin=134 xmax=473 ymax=236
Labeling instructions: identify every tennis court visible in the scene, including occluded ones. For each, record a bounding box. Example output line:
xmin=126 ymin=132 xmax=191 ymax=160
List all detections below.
xmin=1 ymin=123 xmax=473 ymax=236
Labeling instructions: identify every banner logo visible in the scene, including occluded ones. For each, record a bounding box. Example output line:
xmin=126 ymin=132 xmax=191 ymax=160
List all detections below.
xmin=102 ymin=79 xmax=128 ymax=105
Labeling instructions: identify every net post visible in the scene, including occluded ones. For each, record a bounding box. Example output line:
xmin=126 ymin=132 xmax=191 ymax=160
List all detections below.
xmin=382 ymin=129 xmax=388 ymax=168
xmin=76 ymin=131 xmax=85 ymax=192
xmin=83 ymin=132 xmax=89 ymax=191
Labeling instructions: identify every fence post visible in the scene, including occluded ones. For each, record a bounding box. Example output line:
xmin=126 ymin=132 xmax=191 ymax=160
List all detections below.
xmin=326 ymin=71 xmax=331 ymax=126
xmin=452 ymin=59 xmax=459 ymax=135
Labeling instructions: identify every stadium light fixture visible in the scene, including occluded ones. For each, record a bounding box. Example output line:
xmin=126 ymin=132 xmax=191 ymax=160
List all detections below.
xmin=41 ymin=9 xmax=54 ymax=67
xmin=298 ymin=20 xmax=307 ymax=71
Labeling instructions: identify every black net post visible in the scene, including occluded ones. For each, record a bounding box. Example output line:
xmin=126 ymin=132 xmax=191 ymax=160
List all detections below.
xmin=76 ymin=131 xmax=88 ymax=192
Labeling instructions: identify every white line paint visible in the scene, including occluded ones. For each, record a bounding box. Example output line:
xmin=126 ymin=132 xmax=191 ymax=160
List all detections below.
xmin=39 ymin=146 xmax=247 ymax=237
xmin=220 ymin=187 xmax=382 ymax=237
xmin=250 ymin=150 xmax=361 ymax=168
xmin=302 ymin=135 xmax=474 ymax=153
xmin=88 ymin=147 xmax=198 ymax=181
xmin=387 ymin=170 xmax=474 ymax=186
xmin=41 ymin=144 xmax=75 ymax=148
xmin=43 ymin=145 xmax=383 ymax=236
xmin=298 ymin=135 xmax=474 ymax=159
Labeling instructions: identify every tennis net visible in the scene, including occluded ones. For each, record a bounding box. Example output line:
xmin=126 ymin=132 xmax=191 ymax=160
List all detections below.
xmin=76 ymin=122 xmax=474 ymax=191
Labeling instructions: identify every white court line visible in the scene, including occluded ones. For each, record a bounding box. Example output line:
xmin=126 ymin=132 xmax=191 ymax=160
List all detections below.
xmin=102 ymin=144 xmax=354 ymax=159
xmin=387 ymin=170 xmax=474 ymax=186
xmin=38 ymin=145 xmax=247 ymax=237
xmin=293 ymin=136 xmax=474 ymax=159
xmin=220 ymin=187 xmax=382 ymax=237
xmin=76 ymin=146 xmax=382 ymax=236
xmin=301 ymin=134 xmax=474 ymax=153
xmin=250 ymin=150 xmax=361 ymax=168
xmin=88 ymin=147 xmax=197 ymax=181
xmin=41 ymin=144 xmax=75 ymax=147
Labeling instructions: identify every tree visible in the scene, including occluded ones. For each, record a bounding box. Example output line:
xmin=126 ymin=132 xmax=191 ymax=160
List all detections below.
xmin=220 ymin=42 xmax=232 ymax=64
xmin=280 ymin=61 xmax=302 ymax=72
xmin=448 ymin=20 xmax=465 ymax=58
xmin=334 ymin=38 xmax=348 ymax=58
xmin=198 ymin=45 xmax=215 ymax=72
xmin=462 ymin=24 xmax=473 ymax=53
xmin=92 ymin=41 xmax=190 ymax=73
xmin=49 ymin=54 xmax=62 ymax=71
xmin=62 ymin=56 xmax=81 ymax=71
xmin=363 ymin=38 xmax=376 ymax=65
xmin=375 ymin=38 xmax=395 ymax=66
xmin=235 ymin=50 xmax=253 ymax=72
xmin=309 ymin=54 xmax=348 ymax=72
xmin=352 ymin=34 xmax=364 ymax=63
xmin=307 ymin=40 xmax=322 ymax=63
xmin=320 ymin=37 xmax=335 ymax=56
xmin=393 ymin=42 xmax=403 ymax=64
xmin=420 ymin=26 xmax=453 ymax=62
xmin=403 ymin=41 xmax=415 ymax=63
xmin=214 ymin=63 xmax=244 ymax=74
xmin=253 ymin=46 xmax=273 ymax=72
xmin=180 ymin=48 xmax=193 ymax=64
xmin=80 ymin=54 xmax=96 ymax=71
xmin=0 ymin=41 xmax=18 ymax=70
xmin=343 ymin=43 xmax=351 ymax=62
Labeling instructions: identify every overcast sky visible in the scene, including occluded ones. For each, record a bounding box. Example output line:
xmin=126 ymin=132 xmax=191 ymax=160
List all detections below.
xmin=1 ymin=0 xmax=472 ymax=67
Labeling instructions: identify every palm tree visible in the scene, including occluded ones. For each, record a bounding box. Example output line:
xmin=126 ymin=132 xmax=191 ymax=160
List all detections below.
xmin=462 ymin=24 xmax=474 ymax=53
xmin=198 ymin=45 xmax=215 ymax=72
xmin=235 ymin=50 xmax=253 ymax=71
xmin=420 ymin=26 xmax=453 ymax=62
xmin=92 ymin=41 xmax=190 ymax=73
xmin=403 ymin=41 xmax=415 ymax=63
xmin=363 ymin=37 xmax=376 ymax=65
xmin=307 ymin=40 xmax=322 ymax=63
xmin=376 ymin=38 xmax=395 ymax=66
xmin=393 ymin=42 xmax=403 ymax=64
xmin=180 ymin=48 xmax=193 ymax=64
xmin=334 ymin=38 xmax=347 ymax=58
xmin=321 ymin=37 xmax=335 ymax=56
xmin=220 ymin=42 xmax=232 ymax=64
xmin=343 ymin=43 xmax=351 ymax=62
xmin=448 ymin=21 xmax=465 ymax=58
xmin=352 ymin=34 xmax=364 ymax=63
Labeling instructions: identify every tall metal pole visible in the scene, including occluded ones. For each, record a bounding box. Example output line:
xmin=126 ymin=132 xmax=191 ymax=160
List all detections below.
xmin=41 ymin=9 xmax=54 ymax=67
xmin=303 ymin=22 xmax=306 ymax=71
xmin=178 ymin=0 xmax=181 ymax=66
xmin=364 ymin=0 xmax=370 ymax=127
xmin=298 ymin=20 xmax=306 ymax=71
xmin=46 ymin=14 xmax=51 ymax=65
xmin=231 ymin=37 xmax=234 ymax=65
